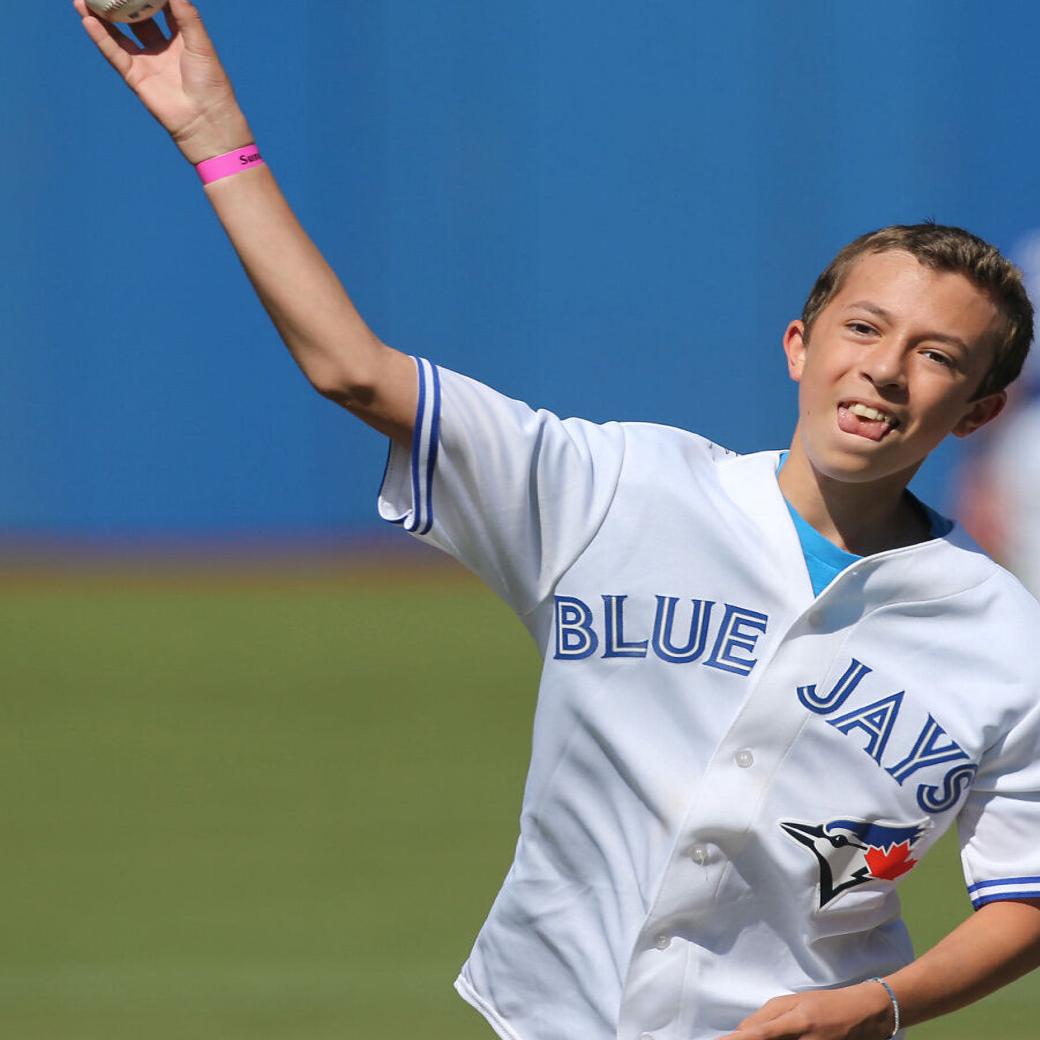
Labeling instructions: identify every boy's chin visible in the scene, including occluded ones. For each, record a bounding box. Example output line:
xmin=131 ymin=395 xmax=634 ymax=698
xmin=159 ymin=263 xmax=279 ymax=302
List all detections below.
xmin=799 ymin=439 xmax=925 ymax=487
xmin=786 ymin=434 xmax=927 ymax=486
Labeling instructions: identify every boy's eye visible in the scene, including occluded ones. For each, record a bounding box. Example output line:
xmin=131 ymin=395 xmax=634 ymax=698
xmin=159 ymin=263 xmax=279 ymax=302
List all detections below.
xmin=922 ymin=349 xmax=954 ymax=368
xmin=847 ymin=321 xmax=876 ymax=335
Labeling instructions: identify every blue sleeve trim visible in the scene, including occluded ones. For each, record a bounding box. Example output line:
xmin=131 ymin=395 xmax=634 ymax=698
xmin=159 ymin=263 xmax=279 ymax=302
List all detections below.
xmin=406 ymin=358 xmax=427 ymax=533
xmin=418 ymin=362 xmax=441 ymax=536
xmin=403 ymin=357 xmax=442 ymax=535
xmin=968 ymin=875 xmax=1040 ymax=893
xmin=972 ymin=890 xmax=1040 ymax=909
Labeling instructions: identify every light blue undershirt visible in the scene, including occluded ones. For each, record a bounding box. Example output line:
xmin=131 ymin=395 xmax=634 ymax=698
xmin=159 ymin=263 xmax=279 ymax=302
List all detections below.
xmin=776 ymin=452 xmax=953 ymax=597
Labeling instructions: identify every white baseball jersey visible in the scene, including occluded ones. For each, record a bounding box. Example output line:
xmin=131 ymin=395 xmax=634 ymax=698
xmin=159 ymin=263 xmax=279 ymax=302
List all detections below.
xmin=378 ymin=358 xmax=1040 ymax=1040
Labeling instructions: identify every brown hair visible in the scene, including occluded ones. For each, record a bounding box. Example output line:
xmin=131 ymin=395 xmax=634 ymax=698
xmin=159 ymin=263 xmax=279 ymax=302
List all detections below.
xmin=801 ymin=223 xmax=1033 ymax=398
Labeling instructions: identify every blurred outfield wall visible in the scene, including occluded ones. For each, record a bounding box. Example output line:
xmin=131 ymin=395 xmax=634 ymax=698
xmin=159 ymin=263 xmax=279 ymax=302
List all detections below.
xmin=4 ymin=1 xmax=1040 ymax=543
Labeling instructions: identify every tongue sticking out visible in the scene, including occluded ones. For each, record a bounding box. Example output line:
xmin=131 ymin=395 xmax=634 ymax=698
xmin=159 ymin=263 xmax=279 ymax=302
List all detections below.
xmin=837 ymin=404 xmax=892 ymax=443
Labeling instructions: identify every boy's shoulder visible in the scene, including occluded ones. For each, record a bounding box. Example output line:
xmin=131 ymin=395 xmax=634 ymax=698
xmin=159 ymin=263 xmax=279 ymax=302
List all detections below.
xmin=946 ymin=524 xmax=1040 ymax=612
xmin=612 ymin=418 xmax=744 ymax=466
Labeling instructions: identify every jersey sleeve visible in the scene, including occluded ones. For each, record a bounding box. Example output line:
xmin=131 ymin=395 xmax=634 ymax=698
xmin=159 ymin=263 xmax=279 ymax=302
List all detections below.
xmin=957 ymin=698 xmax=1040 ymax=909
xmin=378 ymin=357 xmax=626 ymax=617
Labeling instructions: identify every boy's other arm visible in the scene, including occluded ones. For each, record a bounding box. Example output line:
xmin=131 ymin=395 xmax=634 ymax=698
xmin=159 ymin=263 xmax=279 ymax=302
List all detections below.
xmin=73 ymin=0 xmax=417 ymax=446
xmin=720 ymin=898 xmax=1040 ymax=1039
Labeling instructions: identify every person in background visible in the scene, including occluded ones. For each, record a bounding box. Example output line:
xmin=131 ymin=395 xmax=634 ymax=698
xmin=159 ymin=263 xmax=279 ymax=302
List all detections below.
xmin=956 ymin=357 xmax=1040 ymax=597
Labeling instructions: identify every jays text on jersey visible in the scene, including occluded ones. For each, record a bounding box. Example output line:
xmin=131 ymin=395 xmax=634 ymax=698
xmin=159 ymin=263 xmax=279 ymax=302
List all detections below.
xmin=378 ymin=358 xmax=1040 ymax=1040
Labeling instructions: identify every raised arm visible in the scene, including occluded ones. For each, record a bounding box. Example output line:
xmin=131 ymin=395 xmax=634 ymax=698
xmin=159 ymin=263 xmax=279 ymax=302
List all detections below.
xmin=73 ymin=0 xmax=417 ymax=446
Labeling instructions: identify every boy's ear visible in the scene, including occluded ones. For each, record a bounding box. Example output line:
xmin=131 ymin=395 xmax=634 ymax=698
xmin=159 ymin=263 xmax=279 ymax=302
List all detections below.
xmin=783 ymin=320 xmax=807 ymax=382
xmin=953 ymin=391 xmax=1007 ymax=438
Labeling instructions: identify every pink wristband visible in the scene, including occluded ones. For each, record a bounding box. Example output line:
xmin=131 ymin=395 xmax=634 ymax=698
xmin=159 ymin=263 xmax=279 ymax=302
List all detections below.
xmin=195 ymin=145 xmax=265 ymax=185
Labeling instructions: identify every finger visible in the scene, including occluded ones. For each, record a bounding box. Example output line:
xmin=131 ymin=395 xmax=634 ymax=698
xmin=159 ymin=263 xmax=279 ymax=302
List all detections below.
xmin=161 ymin=1 xmax=179 ymax=40
xmin=750 ymin=1011 xmax=803 ymax=1039
xmin=719 ymin=1009 xmax=806 ymax=1040
xmin=738 ymin=997 xmax=798 ymax=1028
xmin=73 ymin=0 xmax=141 ymax=77
xmin=718 ymin=1021 xmax=800 ymax=1040
xmin=166 ymin=0 xmax=215 ymax=54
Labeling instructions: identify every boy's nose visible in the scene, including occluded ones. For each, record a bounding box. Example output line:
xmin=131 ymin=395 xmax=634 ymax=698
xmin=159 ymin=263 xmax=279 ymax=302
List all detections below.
xmin=861 ymin=342 xmax=908 ymax=390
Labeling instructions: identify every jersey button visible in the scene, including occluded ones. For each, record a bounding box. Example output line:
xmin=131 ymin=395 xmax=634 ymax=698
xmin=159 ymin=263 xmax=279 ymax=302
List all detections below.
xmin=639 ymin=1034 xmax=655 ymax=1040
xmin=653 ymin=934 xmax=671 ymax=950
xmin=689 ymin=843 xmax=710 ymax=865
xmin=808 ymin=609 xmax=825 ymax=627
xmin=735 ymin=748 xmax=754 ymax=768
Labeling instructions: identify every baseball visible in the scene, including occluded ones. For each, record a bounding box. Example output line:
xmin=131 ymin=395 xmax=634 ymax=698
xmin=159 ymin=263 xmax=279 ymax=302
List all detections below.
xmin=85 ymin=0 xmax=164 ymax=23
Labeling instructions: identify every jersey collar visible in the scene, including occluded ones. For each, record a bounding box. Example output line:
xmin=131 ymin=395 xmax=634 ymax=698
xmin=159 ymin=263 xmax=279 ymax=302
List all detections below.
xmin=715 ymin=449 xmax=996 ymax=607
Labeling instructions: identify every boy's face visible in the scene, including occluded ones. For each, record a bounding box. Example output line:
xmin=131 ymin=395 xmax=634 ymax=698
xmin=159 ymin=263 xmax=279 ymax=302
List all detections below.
xmin=783 ymin=250 xmax=1007 ymax=485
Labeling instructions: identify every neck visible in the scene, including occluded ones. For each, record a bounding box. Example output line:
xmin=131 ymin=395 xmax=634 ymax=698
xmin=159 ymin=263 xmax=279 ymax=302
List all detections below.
xmin=778 ymin=433 xmax=932 ymax=556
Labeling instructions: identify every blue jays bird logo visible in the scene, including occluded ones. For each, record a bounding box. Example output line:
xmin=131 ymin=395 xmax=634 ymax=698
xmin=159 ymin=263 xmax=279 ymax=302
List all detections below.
xmin=780 ymin=818 xmax=926 ymax=908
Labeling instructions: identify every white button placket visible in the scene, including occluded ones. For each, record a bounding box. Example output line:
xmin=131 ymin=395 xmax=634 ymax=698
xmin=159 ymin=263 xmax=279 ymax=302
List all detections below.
xmin=617 ymin=597 xmax=862 ymax=1040
xmin=689 ymin=843 xmax=710 ymax=865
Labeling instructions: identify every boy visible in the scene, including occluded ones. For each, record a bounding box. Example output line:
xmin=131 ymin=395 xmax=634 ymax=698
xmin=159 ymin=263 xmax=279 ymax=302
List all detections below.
xmin=74 ymin=3 xmax=1040 ymax=1038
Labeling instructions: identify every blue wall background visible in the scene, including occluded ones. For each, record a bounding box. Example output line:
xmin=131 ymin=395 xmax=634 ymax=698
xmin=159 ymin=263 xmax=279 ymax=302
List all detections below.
xmin=4 ymin=1 xmax=1039 ymax=544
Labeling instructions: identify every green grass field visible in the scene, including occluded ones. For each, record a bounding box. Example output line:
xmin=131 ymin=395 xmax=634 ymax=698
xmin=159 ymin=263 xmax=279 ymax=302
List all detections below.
xmin=1 ymin=558 xmax=1037 ymax=1038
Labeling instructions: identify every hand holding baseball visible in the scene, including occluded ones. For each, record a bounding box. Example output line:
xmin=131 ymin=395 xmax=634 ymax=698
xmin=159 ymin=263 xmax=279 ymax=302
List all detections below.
xmin=73 ymin=0 xmax=253 ymax=165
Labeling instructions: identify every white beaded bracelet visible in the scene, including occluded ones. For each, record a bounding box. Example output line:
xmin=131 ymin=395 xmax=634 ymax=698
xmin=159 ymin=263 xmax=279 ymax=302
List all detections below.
xmin=869 ymin=976 xmax=901 ymax=1038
